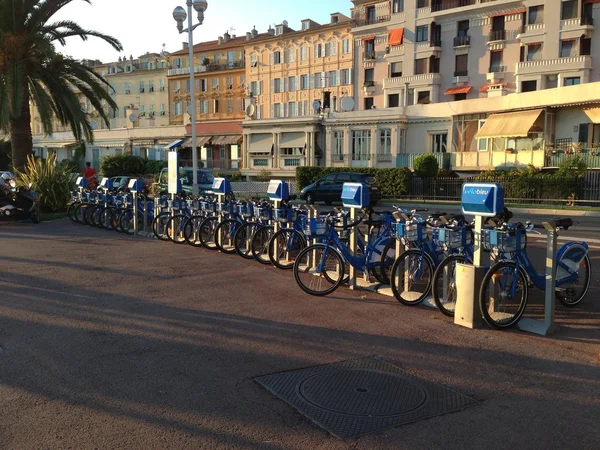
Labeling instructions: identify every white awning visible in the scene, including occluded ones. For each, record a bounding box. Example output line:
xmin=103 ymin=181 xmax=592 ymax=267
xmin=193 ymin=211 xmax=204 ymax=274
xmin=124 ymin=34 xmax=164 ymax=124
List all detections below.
xmin=182 ymin=136 xmax=211 ymax=147
xmin=584 ymin=108 xmax=600 ymax=124
xmin=475 ymin=109 xmax=543 ymax=139
xmin=248 ymin=133 xmax=273 ymax=154
xmin=95 ymin=141 xmax=126 ymax=148
xmin=40 ymin=141 xmax=77 ymax=148
xmin=279 ymin=132 xmax=306 ymax=148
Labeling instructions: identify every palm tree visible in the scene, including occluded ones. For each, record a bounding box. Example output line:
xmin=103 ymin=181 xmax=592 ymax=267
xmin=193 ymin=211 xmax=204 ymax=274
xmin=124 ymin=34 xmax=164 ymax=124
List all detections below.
xmin=0 ymin=0 xmax=123 ymax=171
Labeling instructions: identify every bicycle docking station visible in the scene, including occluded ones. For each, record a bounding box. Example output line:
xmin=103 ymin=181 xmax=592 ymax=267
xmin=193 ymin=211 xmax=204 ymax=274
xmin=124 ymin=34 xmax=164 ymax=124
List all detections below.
xmin=455 ymin=183 xmax=504 ymax=329
xmin=268 ymin=180 xmax=290 ymax=260
xmin=99 ymin=178 xmax=113 ymax=229
xmin=341 ymin=182 xmax=370 ymax=290
xmin=128 ymin=178 xmax=145 ymax=236
xmin=212 ymin=178 xmax=232 ymax=229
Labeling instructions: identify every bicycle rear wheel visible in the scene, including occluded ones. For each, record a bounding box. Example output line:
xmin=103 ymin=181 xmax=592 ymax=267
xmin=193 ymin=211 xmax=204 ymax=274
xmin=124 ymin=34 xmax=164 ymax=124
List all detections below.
xmin=68 ymin=202 xmax=80 ymax=222
xmin=234 ymin=222 xmax=261 ymax=259
xmin=293 ymin=244 xmax=345 ymax=296
xmin=166 ymin=214 xmax=188 ymax=243
xmin=199 ymin=216 xmax=218 ymax=250
xmin=99 ymin=207 xmax=116 ymax=230
xmin=183 ymin=215 xmax=206 ymax=247
xmin=556 ymin=254 xmax=591 ymax=307
xmin=215 ymin=219 xmax=240 ymax=254
xmin=268 ymin=228 xmax=306 ymax=269
xmin=152 ymin=212 xmax=171 ymax=241
xmin=251 ymin=225 xmax=274 ymax=264
xmin=479 ymin=260 xmax=528 ymax=329
xmin=432 ymin=254 xmax=465 ymax=317
xmin=379 ymin=239 xmax=397 ymax=286
xmin=390 ymin=249 xmax=433 ymax=306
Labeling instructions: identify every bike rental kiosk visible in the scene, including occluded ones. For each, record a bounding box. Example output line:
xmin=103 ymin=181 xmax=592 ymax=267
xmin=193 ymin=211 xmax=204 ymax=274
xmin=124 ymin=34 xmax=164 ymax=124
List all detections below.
xmin=341 ymin=182 xmax=370 ymax=290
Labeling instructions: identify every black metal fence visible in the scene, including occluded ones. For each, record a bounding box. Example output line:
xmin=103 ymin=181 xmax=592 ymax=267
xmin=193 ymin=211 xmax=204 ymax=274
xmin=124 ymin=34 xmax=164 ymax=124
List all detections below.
xmin=395 ymin=176 xmax=588 ymax=206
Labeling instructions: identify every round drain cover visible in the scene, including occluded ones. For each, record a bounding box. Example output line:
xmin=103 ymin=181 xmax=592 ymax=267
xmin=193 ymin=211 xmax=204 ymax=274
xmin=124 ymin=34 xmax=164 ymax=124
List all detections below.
xmin=298 ymin=368 xmax=427 ymax=417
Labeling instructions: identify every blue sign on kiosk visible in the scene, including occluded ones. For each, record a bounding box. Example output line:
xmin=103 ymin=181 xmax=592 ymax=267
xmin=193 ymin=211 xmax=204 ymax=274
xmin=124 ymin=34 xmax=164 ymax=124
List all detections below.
xmin=461 ymin=182 xmax=504 ymax=216
xmin=100 ymin=177 xmax=113 ymax=190
xmin=76 ymin=176 xmax=88 ymax=188
xmin=212 ymin=177 xmax=231 ymax=195
xmin=341 ymin=182 xmax=370 ymax=209
xmin=267 ymin=180 xmax=289 ymax=201
xmin=128 ymin=178 xmax=145 ymax=192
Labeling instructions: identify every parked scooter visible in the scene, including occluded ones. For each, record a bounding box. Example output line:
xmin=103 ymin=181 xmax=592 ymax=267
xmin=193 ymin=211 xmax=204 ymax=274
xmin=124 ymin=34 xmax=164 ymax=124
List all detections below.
xmin=0 ymin=176 xmax=40 ymax=223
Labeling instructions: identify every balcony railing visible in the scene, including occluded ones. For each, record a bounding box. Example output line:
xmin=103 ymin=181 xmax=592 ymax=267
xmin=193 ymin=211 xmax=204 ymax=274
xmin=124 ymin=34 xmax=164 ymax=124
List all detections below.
xmin=453 ymin=35 xmax=470 ymax=47
xmin=454 ymin=70 xmax=468 ymax=77
xmin=431 ymin=0 xmax=476 ymax=12
xmin=488 ymin=65 xmax=506 ymax=73
xmin=582 ymin=15 xmax=594 ymax=26
xmin=488 ymin=29 xmax=506 ymax=42
xmin=167 ymin=60 xmax=245 ymax=77
xmin=547 ymin=150 xmax=600 ymax=169
xmin=396 ymin=153 xmax=451 ymax=170
xmin=332 ymin=153 xmax=347 ymax=163
xmin=363 ymin=80 xmax=376 ymax=88
xmin=430 ymin=39 xmax=442 ymax=48
xmin=363 ymin=50 xmax=376 ymax=60
xmin=352 ymin=15 xmax=391 ymax=27
xmin=375 ymin=153 xmax=393 ymax=163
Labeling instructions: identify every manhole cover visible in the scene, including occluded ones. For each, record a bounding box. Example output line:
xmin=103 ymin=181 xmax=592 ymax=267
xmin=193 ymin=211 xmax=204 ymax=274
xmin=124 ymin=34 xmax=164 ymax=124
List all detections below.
xmin=256 ymin=357 xmax=477 ymax=439
xmin=299 ymin=369 xmax=427 ymax=416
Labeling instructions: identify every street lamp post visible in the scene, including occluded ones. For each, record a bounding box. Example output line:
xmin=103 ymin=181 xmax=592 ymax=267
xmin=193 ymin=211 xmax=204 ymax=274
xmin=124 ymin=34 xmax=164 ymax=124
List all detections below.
xmin=173 ymin=0 xmax=208 ymax=195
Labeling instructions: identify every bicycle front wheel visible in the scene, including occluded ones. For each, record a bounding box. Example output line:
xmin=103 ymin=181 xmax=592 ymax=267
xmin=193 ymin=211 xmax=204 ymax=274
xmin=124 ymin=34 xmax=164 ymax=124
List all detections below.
xmin=390 ymin=249 xmax=433 ymax=306
xmin=152 ymin=212 xmax=171 ymax=241
xmin=379 ymin=239 xmax=398 ymax=286
xmin=557 ymin=254 xmax=591 ymax=307
xmin=183 ymin=215 xmax=206 ymax=247
xmin=293 ymin=244 xmax=345 ymax=296
xmin=68 ymin=202 xmax=80 ymax=222
xmin=251 ymin=225 xmax=274 ymax=265
xmin=479 ymin=260 xmax=528 ymax=329
xmin=199 ymin=217 xmax=218 ymax=250
xmin=234 ymin=222 xmax=261 ymax=259
xmin=215 ymin=219 xmax=240 ymax=254
xmin=432 ymin=254 xmax=465 ymax=317
xmin=268 ymin=228 xmax=306 ymax=270
xmin=166 ymin=214 xmax=188 ymax=244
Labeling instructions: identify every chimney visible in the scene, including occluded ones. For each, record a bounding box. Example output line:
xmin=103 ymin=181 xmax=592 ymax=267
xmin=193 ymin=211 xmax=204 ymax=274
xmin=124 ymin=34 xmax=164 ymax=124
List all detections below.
xmin=267 ymin=25 xmax=274 ymax=36
xmin=246 ymin=32 xmax=252 ymax=41
xmin=251 ymin=25 xmax=258 ymax=38
xmin=218 ymin=36 xmax=223 ymax=45
xmin=223 ymin=31 xmax=230 ymax=42
xmin=182 ymin=42 xmax=189 ymax=50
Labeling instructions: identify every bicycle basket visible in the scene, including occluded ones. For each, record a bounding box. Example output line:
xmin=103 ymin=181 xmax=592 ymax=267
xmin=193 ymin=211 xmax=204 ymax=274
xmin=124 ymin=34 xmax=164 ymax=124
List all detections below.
xmin=438 ymin=227 xmax=471 ymax=249
xmin=304 ymin=218 xmax=329 ymax=238
xmin=482 ymin=228 xmax=525 ymax=253
xmin=273 ymin=207 xmax=293 ymax=222
xmin=397 ymin=222 xmax=423 ymax=242
xmin=200 ymin=201 xmax=217 ymax=212
xmin=240 ymin=203 xmax=254 ymax=217
xmin=256 ymin=207 xmax=273 ymax=220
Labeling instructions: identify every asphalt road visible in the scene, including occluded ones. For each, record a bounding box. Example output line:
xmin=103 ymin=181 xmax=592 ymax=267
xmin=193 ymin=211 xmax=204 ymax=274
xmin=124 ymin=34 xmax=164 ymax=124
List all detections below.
xmin=1 ymin=220 xmax=599 ymax=449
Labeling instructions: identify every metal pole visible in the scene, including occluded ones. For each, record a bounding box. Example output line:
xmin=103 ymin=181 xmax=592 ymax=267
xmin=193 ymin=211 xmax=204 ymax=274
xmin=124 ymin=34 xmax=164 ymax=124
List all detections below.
xmin=133 ymin=192 xmax=139 ymax=237
xmin=544 ymin=224 xmax=558 ymax=330
xmin=187 ymin=0 xmax=199 ymax=195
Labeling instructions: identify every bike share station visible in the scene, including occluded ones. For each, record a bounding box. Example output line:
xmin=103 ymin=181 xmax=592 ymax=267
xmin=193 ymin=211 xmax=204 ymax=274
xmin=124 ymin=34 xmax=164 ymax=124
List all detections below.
xmin=128 ymin=177 xmax=147 ymax=236
xmin=99 ymin=177 xmax=113 ymax=228
xmin=341 ymin=182 xmax=370 ymax=290
xmin=456 ymin=182 xmax=561 ymax=336
xmin=268 ymin=179 xmax=290 ymax=262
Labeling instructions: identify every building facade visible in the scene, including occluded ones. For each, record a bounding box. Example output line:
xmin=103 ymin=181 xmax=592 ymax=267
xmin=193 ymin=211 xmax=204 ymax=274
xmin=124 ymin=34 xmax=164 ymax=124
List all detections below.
xmin=242 ymin=13 xmax=355 ymax=178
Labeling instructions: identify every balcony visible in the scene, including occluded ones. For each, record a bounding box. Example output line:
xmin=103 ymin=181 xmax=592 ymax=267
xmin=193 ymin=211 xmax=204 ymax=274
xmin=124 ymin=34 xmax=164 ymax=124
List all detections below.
xmin=430 ymin=39 xmax=442 ymax=49
xmin=431 ymin=0 xmax=476 ymax=12
xmin=384 ymin=44 xmax=405 ymax=58
xmin=560 ymin=16 xmax=594 ymax=39
xmin=397 ymin=152 xmax=450 ymax=170
xmin=488 ymin=29 xmax=506 ymax=42
xmin=516 ymin=56 xmax=592 ymax=76
xmin=363 ymin=50 xmax=376 ymax=61
xmin=331 ymin=153 xmax=347 ymax=164
xmin=167 ymin=60 xmax=245 ymax=77
xmin=352 ymin=15 xmax=391 ymax=28
xmin=363 ymin=80 xmax=376 ymax=95
xmin=487 ymin=65 xmax=506 ymax=82
xmin=546 ymin=150 xmax=600 ymax=169
xmin=453 ymin=35 xmax=470 ymax=47
xmin=383 ymin=73 xmax=441 ymax=89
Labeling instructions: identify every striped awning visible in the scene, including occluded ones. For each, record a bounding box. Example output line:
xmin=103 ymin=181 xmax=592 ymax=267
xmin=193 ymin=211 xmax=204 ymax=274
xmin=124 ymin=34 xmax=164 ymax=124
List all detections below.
xmin=476 ymin=109 xmax=543 ymax=139
xmin=388 ymin=28 xmax=404 ymax=46
xmin=40 ymin=141 xmax=77 ymax=148
xmin=489 ymin=8 xmax=526 ymax=17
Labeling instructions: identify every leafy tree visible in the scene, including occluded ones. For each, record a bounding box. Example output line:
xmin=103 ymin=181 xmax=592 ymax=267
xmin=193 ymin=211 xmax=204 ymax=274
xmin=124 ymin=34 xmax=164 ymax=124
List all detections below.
xmin=413 ymin=154 xmax=439 ymax=178
xmin=0 ymin=0 xmax=123 ymax=171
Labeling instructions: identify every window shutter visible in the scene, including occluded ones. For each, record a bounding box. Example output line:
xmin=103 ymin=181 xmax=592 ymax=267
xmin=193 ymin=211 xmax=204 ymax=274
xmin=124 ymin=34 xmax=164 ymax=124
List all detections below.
xmin=283 ymin=77 xmax=288 ymax=92
xmin=314 ymin=44 xmax=318 ymax=58
xmin=133 ymin=147 xmax=140 ymax=157
xmin=270 ymin=79 xmax=274 ymax=93
xmin=349 ymin=69 xmax=352 ymax=85
xmin=269 ymin=53 xmax=274 ymax=65
xmin=284 ymin=102 xmax=288 ymax=117
xmin=270 ymin=104 xmax=274 ymax=118
xmin=309 ymin=74 xmax=315 ymax=89
xmin=148 ymin=148 xmax=156 ymax=160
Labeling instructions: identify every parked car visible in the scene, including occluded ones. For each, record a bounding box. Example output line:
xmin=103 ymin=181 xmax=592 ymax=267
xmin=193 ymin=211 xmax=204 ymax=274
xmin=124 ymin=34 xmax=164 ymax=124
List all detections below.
xmin=0 ymin=171 xmax=14 ymax=181
xmin=158 ymin=168 xmax=215 ymax=195
xmin=110 ymin=176 xmax=130 ymax=191
xmin=299 ymin=172 xmax=381 ymax=206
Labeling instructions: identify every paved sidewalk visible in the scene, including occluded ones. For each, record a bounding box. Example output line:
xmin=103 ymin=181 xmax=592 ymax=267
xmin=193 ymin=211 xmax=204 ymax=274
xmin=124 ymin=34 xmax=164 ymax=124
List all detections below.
xmin=0 ymin=220 xmax=599 ymax=449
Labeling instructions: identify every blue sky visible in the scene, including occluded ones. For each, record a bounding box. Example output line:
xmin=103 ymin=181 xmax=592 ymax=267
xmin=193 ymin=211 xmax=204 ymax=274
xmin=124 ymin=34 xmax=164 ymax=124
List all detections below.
xmin=54 ymin=0 xmax=354 ymax=62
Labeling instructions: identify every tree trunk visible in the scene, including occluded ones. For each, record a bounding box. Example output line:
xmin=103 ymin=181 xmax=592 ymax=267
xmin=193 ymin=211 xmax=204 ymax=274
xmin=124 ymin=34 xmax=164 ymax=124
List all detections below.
xmin=9 ymin=83 xmax=33 ymax=172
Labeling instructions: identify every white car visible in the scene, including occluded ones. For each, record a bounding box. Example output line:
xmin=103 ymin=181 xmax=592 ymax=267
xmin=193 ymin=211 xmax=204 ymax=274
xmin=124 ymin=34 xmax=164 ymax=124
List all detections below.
xmin=0 ymin=171 xmax=14 ymax=181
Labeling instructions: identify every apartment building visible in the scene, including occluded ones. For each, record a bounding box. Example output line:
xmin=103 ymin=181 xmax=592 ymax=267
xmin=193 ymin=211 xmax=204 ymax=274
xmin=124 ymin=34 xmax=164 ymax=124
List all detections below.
xmin=323 ymin=0 xmax=600 ymax=172
xmin=241 ymin=13 xmax=354 ymax=178
xmin=167 ymin=32 xmax=257 ymax=172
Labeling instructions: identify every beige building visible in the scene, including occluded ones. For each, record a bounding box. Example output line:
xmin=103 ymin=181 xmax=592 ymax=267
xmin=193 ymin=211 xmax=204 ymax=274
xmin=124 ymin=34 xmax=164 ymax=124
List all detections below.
xmin=242 ymin=13 xmax=355 ymax=178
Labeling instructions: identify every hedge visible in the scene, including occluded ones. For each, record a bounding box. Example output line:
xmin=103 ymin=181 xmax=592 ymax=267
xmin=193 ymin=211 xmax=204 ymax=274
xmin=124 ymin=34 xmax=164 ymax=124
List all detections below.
xmin=296 ymin=166 xmax=412 ymax=197
xmin=101 ymin=155 xmax=166 ymax=178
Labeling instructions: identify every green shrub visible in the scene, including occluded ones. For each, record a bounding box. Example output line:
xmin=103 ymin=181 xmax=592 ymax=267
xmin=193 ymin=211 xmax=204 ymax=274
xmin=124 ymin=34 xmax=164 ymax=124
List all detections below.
xmin=556 ymin=155 xmax=587 ymax=178
xmin=295 ymin=166 xmax=412 ymax=197
xmin=256 ymin=169 xmax=273 ymax=181
xmin=413 ymin=154 xmax=439 ymax=178
xmin=14 ymin=153 xmax=74 ymax=212
xmin=101 ymin=154 xmax=165 ymax=177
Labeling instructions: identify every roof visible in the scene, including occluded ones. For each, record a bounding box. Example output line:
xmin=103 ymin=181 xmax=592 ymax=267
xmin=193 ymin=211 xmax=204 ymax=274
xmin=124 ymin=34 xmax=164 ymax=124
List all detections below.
xmin=172 ymin=34 xmax=269 ymax=56
xmin=248 ymin=18 xmax=352 ymax=45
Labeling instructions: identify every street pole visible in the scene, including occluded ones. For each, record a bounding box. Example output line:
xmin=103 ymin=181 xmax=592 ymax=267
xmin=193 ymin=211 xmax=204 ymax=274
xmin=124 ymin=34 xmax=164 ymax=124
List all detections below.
xmin=187 ymin=0 xmax=198 ymax=195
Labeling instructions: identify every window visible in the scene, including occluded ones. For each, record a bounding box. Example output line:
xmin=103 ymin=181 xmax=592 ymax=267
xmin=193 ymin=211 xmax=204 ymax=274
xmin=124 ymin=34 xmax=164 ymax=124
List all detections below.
xmin=529 ymin=5 xmax=544 ymax=24
xmin=392 ymin=0 xmax=404 ymax=14
xmin=213 ymin=52 xmax=220 ymax=63
xmin=342 ymin=39 xmax=351 ymax=54
xmin=275 ymin=26 xmax=283 ymax=36
xmin=388 ymin=94 xmax=400 ymax=107
xmin=454 ymin=93 xmax=467 ymax=101
xmin=364 ymin=97 xmax=374 ymax=109
xmin=302 ymin=21 xmax=309 ymax=30
xmin=561 ymin=0 xmax=576 ymax=20
xmin=300 ymin=46 xmax=309 ymax=61
xmin=527 ymin=43 xmax=542 ymax=61
xmin=521 ymin=80 xmax=537 ymax=92
xmin=581 ymin=37 xmax=592 ymax=56
xmin=173 ymin=57 xmax=182 ymax=68
xmin=490 ymin=50 xmax=503 ymax=72
xmin=333 ymin=131 xmax=344 ymax=159
xmin=416 ymin=25 xmax=428 ymax=42
xmin=389 ymin=62 xmax=402 ymax=78
xmin=212 ymin=77 xmax=219 ymax=89
xmin=560 ymin=40 xmax=576 ymax=58
xmin=430 ymin=56 xmax=440 ymax=73
xmin=160 ymin=103 xmax=166 ymax=114
xmin=457 ymin=20 xmax=469 ymax=37
xmin=273 ymin=78 xmax=282 ymax=93
xmin=579 ymin=123 xmax=589 ymax=144
xmin=149 ymin=80 xmax=154 ymax=92
xmin=329 ymin=71 xmax=338 ymax=86
xmin=565 ymin=77 xmax=580 ymax=86
xmin=431 ymin=133 xmax=447 ymax=153
xmin=380 ymin=129 xmax=392 ymax=154
xmin=273 ymin=103 xmax=282 ymax=118
xmin=352 ymin=130 xmax=371 ymax=161
xmin=198 ymin=79 xmax=207 ymax=92
xmin=175 ymin=102 xmax=183 ymax=115
xmin=415 ymin=58 xmax=427 ymax=75
xmin=125 ymin=81 xmax=131 ymax=94
xmin=477 ymin=120 xmax=488 ymax=151
xmin=364 ymin=68 xmax=374 ymax=82
xmin=417 ymin=91 xmax=430 ymax=104
xmin=227 ymin=98 xmax=233 ymax=113
xmin=341 ymin=69 xmax=351 ymax=85
xmin=149 ymin=104 xmax=155 ymax=113
xmin=159 ymin=78 xmax=165 ymax=91
xmin=213 ymin=99 xmax=219 ymax=113
xmin=300 ymin=74 xmax=309 ymax=90
xmin=455 ymin=54 xmax=468 ymax=76
xmin=288 ymin=76 xmax=297 ymax=91
xmin=271 ymin=51 xmax=281 ymax=64
xmin=184 ymin=79 xmax=191 ymax=93
xmin=140 ymin=105 xmax=146 ymax=114
xmin=367 ymin=6 xmax=375 ymax=23
xmin=285 ymin=48 xmax=296 ymax=63
xmin=314 ymin=43 xmax=324 ymax=58
xmin=226 ymin=76 xmax=233 ymax=89
xmin=289 ymin=102 xmax=297 ymax=117
xmin=250 ymin=55 xmax=258 ymax=67
xmin=315 ymin=74 xmax=322 ymax=89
